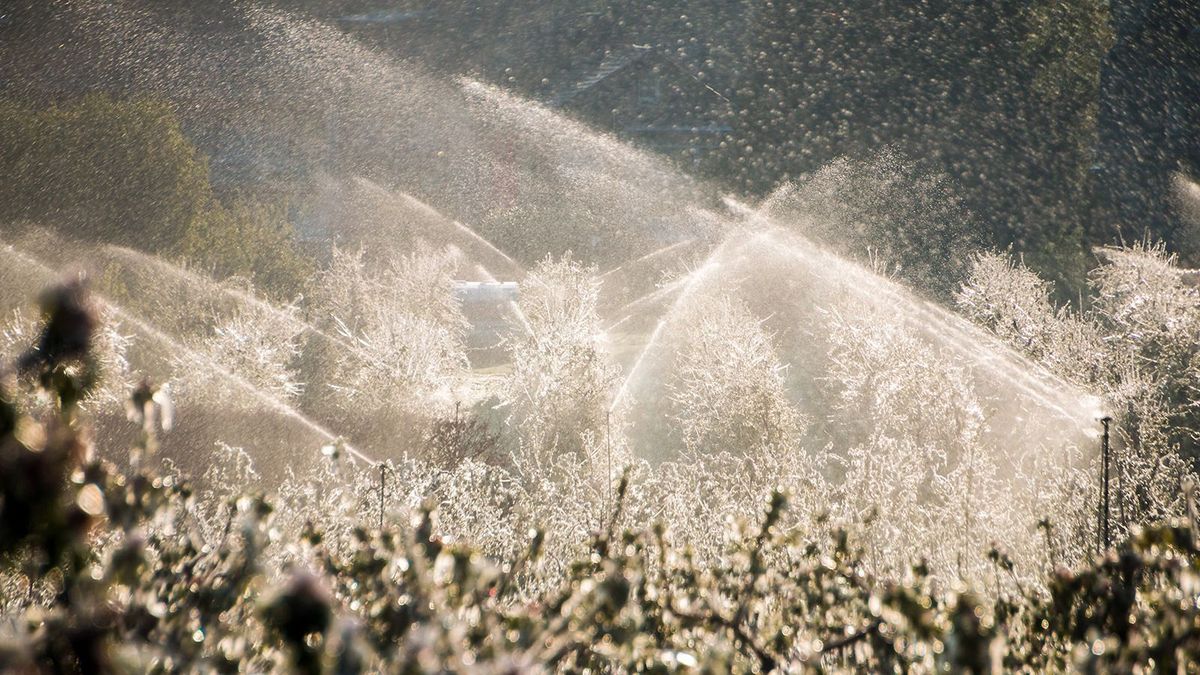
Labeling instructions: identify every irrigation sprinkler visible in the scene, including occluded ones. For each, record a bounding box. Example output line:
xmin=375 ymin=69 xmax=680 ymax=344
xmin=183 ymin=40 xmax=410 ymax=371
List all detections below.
xmin=606 ymin=411 xmax=613 ymax=522
xmin=1098 ymin=416 xmax=1113 ymax=553
xmin=378 ymin=461 xmax=391 ymax=532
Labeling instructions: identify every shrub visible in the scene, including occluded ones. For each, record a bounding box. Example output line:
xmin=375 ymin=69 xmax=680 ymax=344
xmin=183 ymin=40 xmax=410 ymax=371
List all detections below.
xmin=179 ymin=197 xmax=314 ymax=301
xmin=959 ymin=245 xmax=1200 ymax=531
xmin=0 ymin=95 xmax=210 ymax=252
xmin=503 ymin=254 xmax=621 ymax=470
xmin=3 ymin=280 xmax=1200 ymax=672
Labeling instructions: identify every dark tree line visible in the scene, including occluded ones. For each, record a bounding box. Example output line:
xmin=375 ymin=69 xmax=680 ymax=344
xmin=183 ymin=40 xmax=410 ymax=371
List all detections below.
xmin=297 ymin=0 xmax=1127 ymax=288
xmin=316 ymin=0 xmax=1196 ymax=290
xmin=3 ymin=0 xmax=1197 ymax=291
xmin=730 ymin=0 xmax=1113 ymax=287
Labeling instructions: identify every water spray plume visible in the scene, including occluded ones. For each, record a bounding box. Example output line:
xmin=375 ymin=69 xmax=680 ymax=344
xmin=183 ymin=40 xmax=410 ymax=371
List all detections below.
xmin=608 ymin=237 xmax=738 ymax=414
xmin=352 ymin=177 xmax=525 ymax=280
xmin=603 ymin=276 xmax=690 ymax=332
xmin=600 ymin=238 xmax=698 ymax=280
xmin=728 ymin=199 xmax=1100 ymax=437
xmin=1 ymin=243 xmax=380 ymax=468
xmin=763 ymin=229 xmax=1093 ymax=428
xmin=101 ymin=245 xmax=359 ymax=352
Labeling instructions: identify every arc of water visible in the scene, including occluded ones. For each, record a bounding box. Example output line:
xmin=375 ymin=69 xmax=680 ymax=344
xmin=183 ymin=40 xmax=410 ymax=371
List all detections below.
xmin=352 ymin=177 xmax=526 ymax=279
xmin=603 ymin=275 xmax=691 ymax=332
xmin=459 ymin=78 xmax=705 ymax=198
xmin=101 ymin=244 xmax=371 ymax=360
xmin=608 ymin=235 xmax=744 ymax=414
xmin=104 ymin=244 xmax=470 ymax=400
xmin=114 ymin=306 xmax=381 ymax=467
xmin=2 ymin=245 xmax=381 ymax=467
xmin=723 ymin=197 xmax=1099 ymax=426
xmin=471 ymin=264 xmax=534 ymax=338
xmin=600 ymin=238 xmax=697 ymax=280
xmin=752 ymin=228 xmax=1101 ymax=428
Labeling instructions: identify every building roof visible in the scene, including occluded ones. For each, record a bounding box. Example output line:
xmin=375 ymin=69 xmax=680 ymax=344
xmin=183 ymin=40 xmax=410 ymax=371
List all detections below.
xmin=337 ymin=9 xmax=430 ymax=25
xmin=549 ymin=44 xmax=729 ymax=108
xmin=550 ymin=44 xmax=653 ymax=106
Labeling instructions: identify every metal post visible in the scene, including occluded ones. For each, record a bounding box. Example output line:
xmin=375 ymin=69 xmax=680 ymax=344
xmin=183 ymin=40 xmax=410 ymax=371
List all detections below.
xmin=1115 ymin=419 xmax=1126 ymax=530
xmin=1101 ymin=416 xmax=1112 ymax=551
xmin=605 ymin=411 xmax=613 ymax=522
xmin=379 ymin=463 xmax=387 ymax=532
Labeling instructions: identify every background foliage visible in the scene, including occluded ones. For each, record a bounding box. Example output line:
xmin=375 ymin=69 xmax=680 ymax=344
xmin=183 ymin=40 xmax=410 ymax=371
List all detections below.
xmin=0 ymin=95 xmax=312 ymax=299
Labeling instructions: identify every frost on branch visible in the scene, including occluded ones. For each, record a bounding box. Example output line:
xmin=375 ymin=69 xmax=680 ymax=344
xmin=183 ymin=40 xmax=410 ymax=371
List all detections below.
xmin=306 ymin=245 xmax=469 ymax=430
xmin=824 ymin=306 xmax=1090 ymax=588
xmin=174 ymin=302 xmax=305 ymax=407
xmin=503 ymin=253 xmax=621 ymax=472
xmin=667 ymin=294 xmax=805 ymax=456
xmin=959 ymin=244 xmax=1199 ymax=542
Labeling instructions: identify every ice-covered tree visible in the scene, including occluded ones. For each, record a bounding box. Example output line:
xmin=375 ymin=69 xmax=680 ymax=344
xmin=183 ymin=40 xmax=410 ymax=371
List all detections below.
xmin=827 ymin=308 xmax=983 ymax=455
xmin=306 ymin=245 xmax=469 ymax=422
xmin=820 ymin=307 xmax=1089 ymax=587
xmin=668 ymin=295 xmax=805 ymax=456
xmin=176 ymin=302 xmax=305 ymax=407
xmin=956 ymin=250 xmax=1105 ymax=380
xmin=503 ymin=254 xmax=621 ymax=474
xmin=959 ymin=245 xmax=1199 ymax=540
